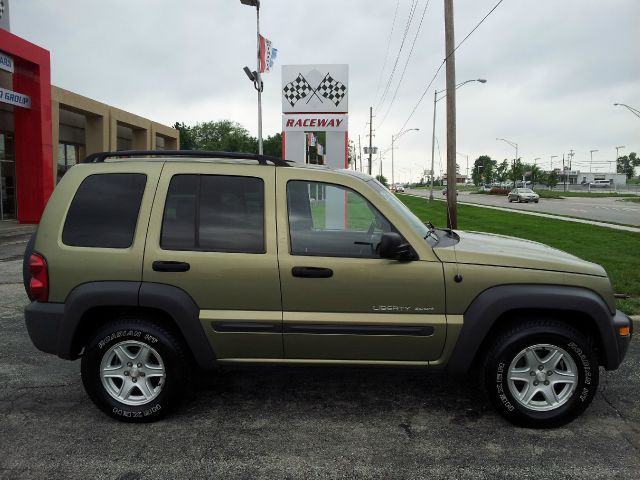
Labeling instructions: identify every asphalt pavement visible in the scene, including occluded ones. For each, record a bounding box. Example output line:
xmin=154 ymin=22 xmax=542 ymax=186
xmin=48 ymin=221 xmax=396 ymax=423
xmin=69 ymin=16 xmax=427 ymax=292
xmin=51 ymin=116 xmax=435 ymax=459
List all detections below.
xmin=408 ymin=190 xmax=640 ymax=227
xmin=1 ymin=225 xmax=639 ymax=479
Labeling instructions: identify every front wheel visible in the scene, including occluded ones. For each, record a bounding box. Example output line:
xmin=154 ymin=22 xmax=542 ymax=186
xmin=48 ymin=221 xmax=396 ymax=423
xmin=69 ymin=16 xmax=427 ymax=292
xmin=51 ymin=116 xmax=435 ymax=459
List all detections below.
xmin=81 ymin=318 xmax=189 ymax=422
xmin=483 ymin=319 xmax=598 ymax=428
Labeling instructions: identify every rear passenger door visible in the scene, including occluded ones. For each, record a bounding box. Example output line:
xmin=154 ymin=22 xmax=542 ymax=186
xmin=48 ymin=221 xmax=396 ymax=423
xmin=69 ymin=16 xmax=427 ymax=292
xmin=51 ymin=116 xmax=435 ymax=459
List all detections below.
xmin=143 ymin=163 xmax=282 ymax=360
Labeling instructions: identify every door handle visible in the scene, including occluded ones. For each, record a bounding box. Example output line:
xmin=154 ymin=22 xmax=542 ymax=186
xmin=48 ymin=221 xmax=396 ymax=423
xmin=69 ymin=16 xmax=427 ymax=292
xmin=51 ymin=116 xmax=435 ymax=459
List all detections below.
xmin=292 ymin=266 xmax=333 ymax=278
xmin=152 ymin=261 xmax=191 ymax=272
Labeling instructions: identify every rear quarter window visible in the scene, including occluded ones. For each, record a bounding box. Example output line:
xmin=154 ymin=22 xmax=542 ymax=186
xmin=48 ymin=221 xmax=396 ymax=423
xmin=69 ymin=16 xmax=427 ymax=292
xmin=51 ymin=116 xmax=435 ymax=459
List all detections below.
xmin=62 ymin=173 xmax=147 ymax=248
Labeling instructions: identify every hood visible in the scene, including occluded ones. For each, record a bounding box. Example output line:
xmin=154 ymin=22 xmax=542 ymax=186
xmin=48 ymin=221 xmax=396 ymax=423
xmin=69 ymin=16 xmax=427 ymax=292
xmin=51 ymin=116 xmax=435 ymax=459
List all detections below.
xmin=433 ymin=230 xmax=606 ymax=277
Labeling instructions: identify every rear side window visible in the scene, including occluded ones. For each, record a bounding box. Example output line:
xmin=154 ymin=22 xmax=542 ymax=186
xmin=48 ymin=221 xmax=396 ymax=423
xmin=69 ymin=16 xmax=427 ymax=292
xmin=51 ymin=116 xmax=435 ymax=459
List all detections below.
xmin=161 ymin=174 xmax=265 ymax=253
xmin=62 ymin=173 xmax=147 ymax=248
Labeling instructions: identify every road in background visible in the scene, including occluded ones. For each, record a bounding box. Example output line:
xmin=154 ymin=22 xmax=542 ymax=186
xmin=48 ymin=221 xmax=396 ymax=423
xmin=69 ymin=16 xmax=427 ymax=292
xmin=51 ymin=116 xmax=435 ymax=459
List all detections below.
xmin=407 ymin=190 xmax=640 ymax=226
xmin=1 ymin=233 xmax=639 ymax=479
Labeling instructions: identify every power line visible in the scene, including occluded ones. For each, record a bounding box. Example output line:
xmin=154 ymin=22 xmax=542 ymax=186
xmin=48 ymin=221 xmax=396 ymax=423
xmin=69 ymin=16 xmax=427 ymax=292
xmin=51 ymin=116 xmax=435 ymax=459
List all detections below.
xmin=376 ymin=0 xmax=419 ymax=113
xmin=373 ymin=0 xmax=400 ymax=104
xmin=378 ymin=0 xmax=433 ymax=128
xmin=446 ymin=0 xmax=507 ymax=63
xmin=397 ymin=0 xmax=508 ymax=133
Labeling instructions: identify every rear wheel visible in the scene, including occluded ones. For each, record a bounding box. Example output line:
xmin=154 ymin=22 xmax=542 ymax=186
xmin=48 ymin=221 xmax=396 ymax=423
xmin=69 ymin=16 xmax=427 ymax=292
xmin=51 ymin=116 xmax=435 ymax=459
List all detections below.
xmin=81 ymin=318 xmax=189 ymax=422
xmin=483 ymin=319 xmax=598 ymax=428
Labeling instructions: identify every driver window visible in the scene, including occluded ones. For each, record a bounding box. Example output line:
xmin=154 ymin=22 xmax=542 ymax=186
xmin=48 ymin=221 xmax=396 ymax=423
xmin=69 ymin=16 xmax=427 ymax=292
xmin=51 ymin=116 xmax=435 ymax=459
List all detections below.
xmin=287 ymin=181 xmax=392 ymax=258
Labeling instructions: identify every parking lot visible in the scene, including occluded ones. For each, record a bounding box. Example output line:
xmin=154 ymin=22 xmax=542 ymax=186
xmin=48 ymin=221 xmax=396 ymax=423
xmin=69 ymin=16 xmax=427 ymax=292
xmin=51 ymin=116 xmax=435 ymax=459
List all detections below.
xmin=1 ymin=227 xmax=639 ymax=479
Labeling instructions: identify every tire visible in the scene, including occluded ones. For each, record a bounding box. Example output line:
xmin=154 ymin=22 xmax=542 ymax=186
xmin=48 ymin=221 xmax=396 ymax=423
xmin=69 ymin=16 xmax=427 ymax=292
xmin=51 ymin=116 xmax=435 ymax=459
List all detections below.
xmin=23 ymin=232 xmax=36 ymax=300
xmin=508 ymin=198 xmax=513 ymax=203
xmin=535 ymin=200 xmax=539 ymax=203
xmin=483 ymin=319 xmax=598 ymax=428
xmin=81 ymin=318 xmax=189 ymax=423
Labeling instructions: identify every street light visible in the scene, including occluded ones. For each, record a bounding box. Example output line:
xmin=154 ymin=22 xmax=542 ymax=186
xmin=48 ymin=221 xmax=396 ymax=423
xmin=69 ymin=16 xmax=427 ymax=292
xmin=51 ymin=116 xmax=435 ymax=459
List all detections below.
xmin=391 ymin=128 xmax=419 ymax=190
xmin=614 ymin=103 xmax=640 ymax=119
xmin=589 ymin=149 xmax=599 ymax=172
xmin=429 ymin=78 xmax=487 ymax=200
xmin=456 ymin=151 xmax=469 ymax=182
xmin=550 ymin=155 xmax=558 ymax=170
xmin=240 ymin=0 xmax=264 ymax=154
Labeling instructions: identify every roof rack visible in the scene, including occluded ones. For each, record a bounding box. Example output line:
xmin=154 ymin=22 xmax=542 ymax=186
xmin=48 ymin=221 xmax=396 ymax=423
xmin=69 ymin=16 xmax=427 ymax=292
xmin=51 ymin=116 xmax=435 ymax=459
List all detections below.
xmin=82 ymin=150 xmax=292 ymax=167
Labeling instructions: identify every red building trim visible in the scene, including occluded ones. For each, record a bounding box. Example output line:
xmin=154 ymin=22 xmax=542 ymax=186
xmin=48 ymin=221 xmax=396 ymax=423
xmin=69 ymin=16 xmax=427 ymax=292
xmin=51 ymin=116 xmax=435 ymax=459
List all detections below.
xmin=0 ymin=29 xmax=53 ymax=223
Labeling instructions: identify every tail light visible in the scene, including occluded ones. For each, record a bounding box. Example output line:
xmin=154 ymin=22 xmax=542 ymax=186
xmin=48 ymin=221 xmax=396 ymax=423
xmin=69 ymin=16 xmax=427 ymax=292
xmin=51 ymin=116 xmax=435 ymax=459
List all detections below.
xmin=28 ymin=253 xmax=48 ymax=302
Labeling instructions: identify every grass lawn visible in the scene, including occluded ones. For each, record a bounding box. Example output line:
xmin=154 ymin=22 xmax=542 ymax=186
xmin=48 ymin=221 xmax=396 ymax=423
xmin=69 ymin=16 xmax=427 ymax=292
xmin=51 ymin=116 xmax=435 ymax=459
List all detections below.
xmin=397 ymin=194 xmax=640 ymax=315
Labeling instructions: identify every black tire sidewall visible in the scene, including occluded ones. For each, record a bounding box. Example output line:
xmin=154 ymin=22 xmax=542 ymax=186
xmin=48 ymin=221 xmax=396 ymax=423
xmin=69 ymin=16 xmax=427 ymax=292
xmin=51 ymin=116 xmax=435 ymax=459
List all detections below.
xmin=486 ymin=326 xmax=598 ymax=428
xmin=81 ymin=320 xmax=187 ymax=422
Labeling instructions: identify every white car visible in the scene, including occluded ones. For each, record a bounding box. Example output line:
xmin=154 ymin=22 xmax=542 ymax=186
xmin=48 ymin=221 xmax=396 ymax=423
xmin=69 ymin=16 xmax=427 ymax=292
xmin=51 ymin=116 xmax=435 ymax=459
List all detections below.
xmin=508 ymin=188 xmax=539 ymax=203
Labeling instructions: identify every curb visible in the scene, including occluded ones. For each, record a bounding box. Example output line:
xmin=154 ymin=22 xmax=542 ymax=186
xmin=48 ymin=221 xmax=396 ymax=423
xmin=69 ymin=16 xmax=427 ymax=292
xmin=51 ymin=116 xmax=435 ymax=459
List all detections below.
xmin=632 ymin=316 xmax=640 ymax=330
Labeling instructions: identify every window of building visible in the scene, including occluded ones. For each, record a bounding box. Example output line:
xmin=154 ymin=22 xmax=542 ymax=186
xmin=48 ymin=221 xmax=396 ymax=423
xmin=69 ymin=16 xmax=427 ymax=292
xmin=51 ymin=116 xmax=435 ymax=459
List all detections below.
xmin=57 ymin=143 xmax=79 ymax=182
xmin=62 ymin=173 xmax=147 ymax=248
xmin=161 ymin=175 xmax=265 ymax=253
xmin=287 ymin=181 xmax=393 ymax=258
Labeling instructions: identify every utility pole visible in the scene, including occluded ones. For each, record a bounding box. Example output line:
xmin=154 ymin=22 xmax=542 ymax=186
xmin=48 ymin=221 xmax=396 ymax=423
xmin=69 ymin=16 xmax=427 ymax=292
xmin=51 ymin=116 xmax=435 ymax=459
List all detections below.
xmin=368 ymin=107 xmax=374 ymax=175
xmin=429 ymin=90 xmax=437 ymax=201
xmin=589 ymin=149 xmax=598 ymax=172
xmin=563 ymin=154 xmax=566 ymax=192
xmin=444 ymin=0 xmax=457 ymax=229
xmin=358 ymin=135 xmax=363 ymax=172
xmin=391 ymin=135 xmax=395 ymax=188
xmin=550 ymin=155 xmax=558 ymax=170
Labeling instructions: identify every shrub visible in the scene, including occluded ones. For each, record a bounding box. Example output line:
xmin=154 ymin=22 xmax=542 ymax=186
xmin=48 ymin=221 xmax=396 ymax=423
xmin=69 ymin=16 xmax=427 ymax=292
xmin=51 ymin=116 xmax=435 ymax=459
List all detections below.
xmin=489 ymin=187 xmax=510 ymax=195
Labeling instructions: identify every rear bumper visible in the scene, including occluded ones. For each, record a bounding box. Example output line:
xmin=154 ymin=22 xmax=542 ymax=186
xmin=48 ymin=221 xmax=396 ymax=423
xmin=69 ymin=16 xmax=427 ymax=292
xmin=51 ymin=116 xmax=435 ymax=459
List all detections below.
xmin=24 ymin=301 xmax=64 ymax=356
xmin=610 ymin=309 xmax=633 ymax=370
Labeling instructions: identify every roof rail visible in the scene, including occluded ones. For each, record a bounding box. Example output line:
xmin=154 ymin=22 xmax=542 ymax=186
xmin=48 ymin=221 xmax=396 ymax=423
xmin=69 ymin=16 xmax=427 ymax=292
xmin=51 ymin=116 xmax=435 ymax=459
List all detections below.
xmin=82 ymin=150 xmax=292 ymax=167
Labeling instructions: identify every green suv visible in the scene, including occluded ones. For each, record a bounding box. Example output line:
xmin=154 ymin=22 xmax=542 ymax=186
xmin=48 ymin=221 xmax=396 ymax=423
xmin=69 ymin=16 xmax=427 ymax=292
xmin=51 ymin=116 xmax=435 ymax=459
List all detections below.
xmin=24 ymin=151 xmax=632 ymax=427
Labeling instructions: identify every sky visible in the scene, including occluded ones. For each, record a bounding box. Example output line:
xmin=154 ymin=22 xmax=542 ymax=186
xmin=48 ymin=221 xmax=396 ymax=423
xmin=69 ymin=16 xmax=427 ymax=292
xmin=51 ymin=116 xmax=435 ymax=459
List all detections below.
xmin=10 ymin=0 xmax=640 ymax=182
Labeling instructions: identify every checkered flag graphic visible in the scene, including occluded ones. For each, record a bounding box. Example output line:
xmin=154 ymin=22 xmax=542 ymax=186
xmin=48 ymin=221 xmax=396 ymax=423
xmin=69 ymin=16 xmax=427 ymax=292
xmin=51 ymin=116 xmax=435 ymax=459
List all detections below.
xmin=316 ymin=73 xmax=347 ymax=107
xmin=282 ymin=74 xmax=313 ymax=107
xmin=0 ymin=1 xmax=5 ymax=18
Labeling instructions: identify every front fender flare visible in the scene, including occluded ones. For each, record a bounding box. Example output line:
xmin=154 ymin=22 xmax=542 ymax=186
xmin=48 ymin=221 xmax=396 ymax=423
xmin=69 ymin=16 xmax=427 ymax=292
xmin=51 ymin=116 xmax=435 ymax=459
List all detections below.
xmin=446 ymin=284 xmax=620 ymax=374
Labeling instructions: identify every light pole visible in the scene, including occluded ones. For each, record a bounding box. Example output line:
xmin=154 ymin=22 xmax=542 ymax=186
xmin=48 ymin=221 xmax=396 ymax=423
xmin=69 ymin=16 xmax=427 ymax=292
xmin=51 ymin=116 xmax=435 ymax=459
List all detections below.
xmin=456 ymin=151 xmax=469 ymax=182
xmin=391 ymin=128 xmax=419 ymax=190
xmin=589 ymin=149 xmax=598 ymax=172
xmin=614 ymin=103 xmax=640 ymax=119
xmin=240 ymin=0 xmax=263 ymax=154
xmin=429 ymin=78 xmax=486 ymax=200
xmin=615 ymin=145 xmax=625 ymax=173
xmin=550 ymin=155 xmax=558 ymax=170
xmin=496 ymin=138 xmax=518 ymax=185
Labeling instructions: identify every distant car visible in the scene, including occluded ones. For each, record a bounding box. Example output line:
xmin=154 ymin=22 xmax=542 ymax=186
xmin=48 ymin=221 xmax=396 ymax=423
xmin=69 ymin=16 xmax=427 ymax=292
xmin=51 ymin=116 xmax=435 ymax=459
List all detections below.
xmin=508 ymin=188 xmax=539 ymax=203
xmin=396 ymin=185 xmax=405 ymax=193
xmin=589 ymin=180 xmax=611 ymax=188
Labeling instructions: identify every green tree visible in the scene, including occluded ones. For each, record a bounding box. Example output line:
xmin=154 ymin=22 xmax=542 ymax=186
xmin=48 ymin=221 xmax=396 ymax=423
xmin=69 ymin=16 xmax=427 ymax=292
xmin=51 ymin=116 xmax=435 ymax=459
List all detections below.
xmin=375 ymin=174 xmax=389 ymax=187
xmin=472 ymin=155 xmax=496 ymax=185
xmin=547 ymin=170 xmax=559 ymax=189
xmin=189 ymin=120 xmax=257 ymax=152
xmin=173 ymin=122 xmax=196 ymax=150
xmin=263 ymin=132 xmax=282 ymax=158
xmin=617 ymin=152 xmax=639 ymax=179
xmin=510 ymin=159 xmax=524 ymax=184
xmin=496 ymin=159 xmax=509 ymax=182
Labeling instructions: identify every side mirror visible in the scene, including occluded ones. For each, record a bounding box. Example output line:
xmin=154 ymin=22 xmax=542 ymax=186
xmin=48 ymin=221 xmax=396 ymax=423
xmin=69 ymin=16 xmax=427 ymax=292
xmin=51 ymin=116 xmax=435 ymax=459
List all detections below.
xmin=379 ymin=232 xmax=415 ymax=261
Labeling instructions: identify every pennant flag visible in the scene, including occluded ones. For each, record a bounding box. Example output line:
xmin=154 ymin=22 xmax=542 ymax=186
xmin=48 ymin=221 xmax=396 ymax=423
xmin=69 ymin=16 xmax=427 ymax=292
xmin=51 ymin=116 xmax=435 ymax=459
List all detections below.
xmin=259 ymin=34 xmax=278 ymax=73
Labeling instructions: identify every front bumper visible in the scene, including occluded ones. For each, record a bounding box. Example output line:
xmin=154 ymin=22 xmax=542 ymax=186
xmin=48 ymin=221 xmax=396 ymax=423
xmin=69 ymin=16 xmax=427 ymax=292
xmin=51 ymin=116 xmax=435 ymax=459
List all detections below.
xmin=611 ymin=309 xmax=633 ymax=369
xmin=24 ymin=301 xmax=64 ymax=356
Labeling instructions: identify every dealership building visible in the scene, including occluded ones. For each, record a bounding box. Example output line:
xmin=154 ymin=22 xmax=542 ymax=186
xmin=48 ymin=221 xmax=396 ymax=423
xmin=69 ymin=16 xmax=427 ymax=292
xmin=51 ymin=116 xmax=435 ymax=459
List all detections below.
xmin=0 ymin=10 xmax=179 ymax=223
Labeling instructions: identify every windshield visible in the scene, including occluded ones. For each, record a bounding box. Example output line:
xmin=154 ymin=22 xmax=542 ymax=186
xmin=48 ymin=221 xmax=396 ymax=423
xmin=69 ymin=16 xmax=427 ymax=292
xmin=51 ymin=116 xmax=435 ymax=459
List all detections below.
xmin=519 ymin=188 xmax=534 ymax=193
xmin=367 ymin=179 xmax=437 ymax=246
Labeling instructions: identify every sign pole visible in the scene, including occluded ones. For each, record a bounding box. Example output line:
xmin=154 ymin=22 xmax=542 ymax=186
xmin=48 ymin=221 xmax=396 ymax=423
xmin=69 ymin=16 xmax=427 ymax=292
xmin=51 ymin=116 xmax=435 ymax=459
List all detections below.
xmin=256 ymin=1 xmax=263 ymax=154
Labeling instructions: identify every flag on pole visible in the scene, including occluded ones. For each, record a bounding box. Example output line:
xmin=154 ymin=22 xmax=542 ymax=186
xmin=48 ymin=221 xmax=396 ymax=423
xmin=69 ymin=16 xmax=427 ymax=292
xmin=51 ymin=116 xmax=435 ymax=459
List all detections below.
xmin=259 ymin=34 xmax=278 ymax=73
xmin=307 ymin=133 xmax=317 ymax=146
